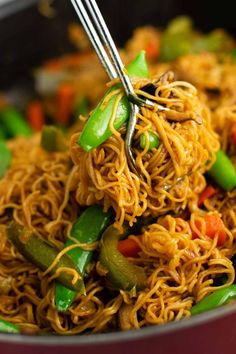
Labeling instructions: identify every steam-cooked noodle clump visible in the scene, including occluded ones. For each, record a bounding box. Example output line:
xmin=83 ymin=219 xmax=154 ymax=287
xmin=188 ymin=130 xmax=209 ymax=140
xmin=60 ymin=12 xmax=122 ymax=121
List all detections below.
xmin=71 ymin=74 xmax=219 ymax=229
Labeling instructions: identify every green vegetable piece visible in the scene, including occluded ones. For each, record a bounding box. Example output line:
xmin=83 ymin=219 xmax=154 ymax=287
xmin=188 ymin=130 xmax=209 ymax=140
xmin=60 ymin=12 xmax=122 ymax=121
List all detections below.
xmin=192 ymin=37 xmax=211 ymax=53
xmin=7 ymin=222 xmax=84 ymax=292
xmin=55 ymin=205 xmax=113 ymax=312
xmin=79 ymin=85 xmax=129 ymax=152
xmin=0 ymin=108 xmax=33 ymax=138
xmin=0 ymin=141 xmax=12 ymax=178
xmin=79 ymin=51 xmax=149 ymax=151
xmin=160 ymin=16 xmax=193 ymax=61
xmin=191 ymin=284 xmax=236 ymax=315
xmin=207 ymin=149 xmax=236 ymax=191
xmin=40 ymin=125 xmax=67 ymax=152
xmin=207 ymin=31 xmax=229 ymax=52
xmin=193 ymin=32 xmax=227 ymax=54
xmin=165 ymin=16 xmax=193 ymax=35
xmin=0 ymin=318 xmax=20 ymax=334
xmin=126 ymin=50 xmax=149 ymax=78
xmin=99 ymin=225 xmax=147 ymax=291
xmin=160 ymin=33 xmax=192 ymax=61
xmin=140 ymin=131 xmax=160 ymax=150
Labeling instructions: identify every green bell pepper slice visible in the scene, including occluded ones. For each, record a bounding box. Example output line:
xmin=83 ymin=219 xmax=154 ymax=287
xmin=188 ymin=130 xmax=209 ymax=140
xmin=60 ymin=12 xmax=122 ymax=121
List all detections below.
xmin=7 ymin=222 xmax=84 ymax=292
xmin=99 ymin=225 xmax=147 ymax=291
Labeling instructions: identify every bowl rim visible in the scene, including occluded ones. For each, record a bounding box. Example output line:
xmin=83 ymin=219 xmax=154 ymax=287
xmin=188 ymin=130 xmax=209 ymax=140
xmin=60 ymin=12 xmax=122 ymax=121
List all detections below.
xmin=0 ymin=300 xmax=236 ymax=346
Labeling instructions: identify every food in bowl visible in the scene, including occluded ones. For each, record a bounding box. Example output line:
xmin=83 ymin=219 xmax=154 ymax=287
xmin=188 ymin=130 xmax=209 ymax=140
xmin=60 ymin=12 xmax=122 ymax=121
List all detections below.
xmin=1 ymin=17 xmax=236 ymax=335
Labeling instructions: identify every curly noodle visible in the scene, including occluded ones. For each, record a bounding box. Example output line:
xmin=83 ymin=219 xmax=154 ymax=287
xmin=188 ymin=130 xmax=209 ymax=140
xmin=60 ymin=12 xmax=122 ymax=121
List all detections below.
xmin=1 ymin=42 xmax=236 ymax=335
xmin=71 ymin=74 xmax=219 ymax=229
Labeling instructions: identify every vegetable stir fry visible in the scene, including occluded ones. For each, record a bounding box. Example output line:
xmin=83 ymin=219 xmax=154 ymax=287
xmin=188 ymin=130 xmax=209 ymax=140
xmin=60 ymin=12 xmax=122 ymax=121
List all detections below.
xmin=1 ymin=16 xmax=236 ymax=335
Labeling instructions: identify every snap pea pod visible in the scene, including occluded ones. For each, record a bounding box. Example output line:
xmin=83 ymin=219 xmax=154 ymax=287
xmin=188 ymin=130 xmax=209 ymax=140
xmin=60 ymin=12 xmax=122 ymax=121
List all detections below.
xmin=207 ymin=149 xmax=236 ymax=191
xmin=165 ymin=16 xmax=193 ymax=36
xmin=160 ymin=33 xmax=192 ymax=61
xmin=79 ymin=84 xmax=129 ymax=152
xmin=140 ymin=131 xmax=160 ymax=151
xmin=191 ymin=284 xmax=236 ymax=315
xmin=7 ymin=222 xmax=84 ymax=292
xmin=160 ymin=16 xmax=193 ymax=61
xmin=55 ymin=205 xmax=113 ymax=312
xmin=160 ymin=16 xmax=229 ymax=62
xmin=0 ymin=141 xmax=12 ymax=178
xmin=99 ymin=225 xmax=147 ymax=291
xmin=0 ymin=318 xmax=39 ymax=335
xmin=0 ymin=318 xmax=20 ymax=334
xmin=0 ymin=107 xmax=33 ymax=138
xmin=79 ymin=51 xmax=149 ymax=151
xmin=125 ymin=50 xmax=149 ymax=78
xmin=192 ymin=31 xmax=228 ymax=54
xmin=40 ymin=125 xmax=67 ymax=152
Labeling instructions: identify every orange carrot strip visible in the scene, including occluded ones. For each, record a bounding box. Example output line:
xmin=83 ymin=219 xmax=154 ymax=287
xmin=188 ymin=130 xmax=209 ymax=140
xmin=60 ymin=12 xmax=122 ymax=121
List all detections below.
xmin=145 ymin=39 xmax=160 ymax=61
xmin=191 ymin=214 xmax=227 ymax=246
xmin=231 ymin=123 xmax=236 ymax=149
xmin=27 ymin=100 xmax=45 ymax=132
xmin=117 ymin=237 xmax=141 ymax=258
xmin=198 ymin=185 xmax=217 ymax=207
xmin=56 ymin=84 xmax=75 ymax=124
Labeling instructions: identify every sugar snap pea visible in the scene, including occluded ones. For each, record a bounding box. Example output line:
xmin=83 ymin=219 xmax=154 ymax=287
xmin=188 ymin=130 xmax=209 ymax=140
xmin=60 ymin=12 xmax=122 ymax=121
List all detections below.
xmin=78 ymin=51 xmax=149 ymax=151
xmin=207 ymin=149 xmax=236 ymax=191
xmin=0 ymin=318 xmax=20 ymax=334
xmin=191 ymin=284 xmax=236 ymax=315
xmin=0 ymin=107 xmax=33 ymax=138
xmin=140 ymin=131 xmax=160 ymax=151
xmin=0 ymin=141 xmax=12 ymax=178
xmin=55 ymin=205 xmax=113 ymax=312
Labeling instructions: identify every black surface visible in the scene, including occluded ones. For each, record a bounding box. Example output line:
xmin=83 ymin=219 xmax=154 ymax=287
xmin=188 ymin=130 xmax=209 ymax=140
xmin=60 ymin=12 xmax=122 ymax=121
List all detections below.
xmin=0 ymin=0 xmax=236 ymax=88
xmin=0 ymin=0 xmax=38 ymax=19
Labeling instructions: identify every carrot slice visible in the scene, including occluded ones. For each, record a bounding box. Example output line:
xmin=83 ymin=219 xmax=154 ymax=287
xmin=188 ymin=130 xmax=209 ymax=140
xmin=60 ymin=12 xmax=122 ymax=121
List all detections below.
xmin=117 ymin=237 xmax=141 ymax=258
xmin=56 ymin=84 xmax=75 ymax=124
xmin=198 ymin=185 xmax=217 ymax=207
xmin=27 ymin=100 xmax=45 ymax=132
xmin=191 ymin=214 xmax=226 ymax=246
xmin=231 ymin=124 xmax=236 ymax=149
xmin=145 ymin=39 xmax=160 ymax=61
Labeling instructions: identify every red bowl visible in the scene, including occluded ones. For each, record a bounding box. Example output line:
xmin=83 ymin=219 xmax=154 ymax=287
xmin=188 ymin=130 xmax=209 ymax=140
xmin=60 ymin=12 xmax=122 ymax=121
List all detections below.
xmin=1 ymin=303 xmax=236 ymax=354
xmin=1 ymin=1 xmax=236 ymax=353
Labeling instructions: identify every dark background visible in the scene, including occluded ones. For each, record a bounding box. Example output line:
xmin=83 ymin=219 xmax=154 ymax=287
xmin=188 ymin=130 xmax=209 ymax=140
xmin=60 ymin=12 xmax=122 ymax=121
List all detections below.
xmin=1 ymin=0 xmax=236 ymax=88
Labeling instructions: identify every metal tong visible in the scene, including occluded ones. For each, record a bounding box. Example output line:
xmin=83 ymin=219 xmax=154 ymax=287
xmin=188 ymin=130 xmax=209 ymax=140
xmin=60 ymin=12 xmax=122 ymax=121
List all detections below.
xmin=70 ymin=0 xmax=168 ymax=176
